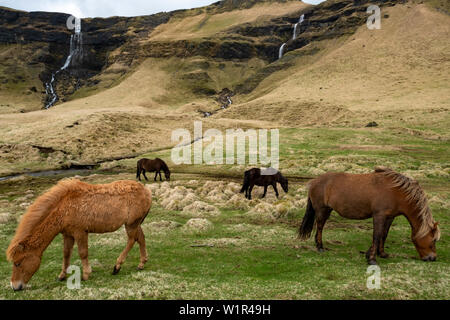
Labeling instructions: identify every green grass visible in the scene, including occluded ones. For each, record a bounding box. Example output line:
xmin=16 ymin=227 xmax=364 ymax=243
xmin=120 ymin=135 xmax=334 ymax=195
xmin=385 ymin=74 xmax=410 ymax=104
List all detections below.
xmin=0 ymin=169 xmax=448 ymax=300
xmin=0 ymin=125 xmax=448 ymax=300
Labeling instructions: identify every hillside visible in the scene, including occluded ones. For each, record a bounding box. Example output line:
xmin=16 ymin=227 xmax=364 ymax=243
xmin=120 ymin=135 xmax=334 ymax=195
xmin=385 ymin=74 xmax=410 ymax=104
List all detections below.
xmin=219 ymin=2 xmax=450 ymax=127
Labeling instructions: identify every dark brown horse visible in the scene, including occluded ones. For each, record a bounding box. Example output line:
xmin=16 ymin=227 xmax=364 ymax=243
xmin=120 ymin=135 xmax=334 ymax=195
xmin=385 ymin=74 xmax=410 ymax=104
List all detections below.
xmin=240 ymin=168 xmax=288 ymax=200
xmin=137 ymin=158 xmax=171 ymax=182
xmin=298 ymin=167 xmax=440 ymax=265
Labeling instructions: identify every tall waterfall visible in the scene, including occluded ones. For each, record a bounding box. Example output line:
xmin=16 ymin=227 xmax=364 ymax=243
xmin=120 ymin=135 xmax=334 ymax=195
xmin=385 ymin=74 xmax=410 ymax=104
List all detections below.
xmin=45 ymin=18 xmax=83 ymax=109
xmin=279 ymin=14 xmax=305 ymax=60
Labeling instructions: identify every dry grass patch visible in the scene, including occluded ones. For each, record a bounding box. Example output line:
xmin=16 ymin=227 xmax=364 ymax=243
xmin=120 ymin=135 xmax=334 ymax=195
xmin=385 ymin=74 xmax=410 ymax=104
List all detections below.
xmin=182 ymin=218 xmax=214 ymax=235
xmin=182 ymin=201 xmax=220 ymax=217
xmin=148 ymin=2 xmax=309 ymax=41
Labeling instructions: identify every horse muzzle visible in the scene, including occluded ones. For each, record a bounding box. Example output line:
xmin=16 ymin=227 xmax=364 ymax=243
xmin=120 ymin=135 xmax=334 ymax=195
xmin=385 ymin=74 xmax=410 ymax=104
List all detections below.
xmin=422 ymin=254 xmax=437 ymax=262
xmin=11 ymin=281 xmax=24 ymax=291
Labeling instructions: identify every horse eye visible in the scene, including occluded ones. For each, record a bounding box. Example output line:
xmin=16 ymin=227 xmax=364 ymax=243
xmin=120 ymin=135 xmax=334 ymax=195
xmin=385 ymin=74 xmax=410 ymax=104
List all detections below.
xmin=14 ymin=262 xmax=21 ymax=267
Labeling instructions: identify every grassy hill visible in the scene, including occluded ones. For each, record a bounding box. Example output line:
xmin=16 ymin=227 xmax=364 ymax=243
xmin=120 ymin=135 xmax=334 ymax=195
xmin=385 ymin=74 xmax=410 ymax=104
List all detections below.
xmin=0 ymin=0 xmax=448 ymax=175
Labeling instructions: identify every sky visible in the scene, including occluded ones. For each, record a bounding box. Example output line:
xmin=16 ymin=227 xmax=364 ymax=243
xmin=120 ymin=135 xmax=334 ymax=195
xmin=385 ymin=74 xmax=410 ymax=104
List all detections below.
xmin=0 ymin=0 xmax=325 ymax=18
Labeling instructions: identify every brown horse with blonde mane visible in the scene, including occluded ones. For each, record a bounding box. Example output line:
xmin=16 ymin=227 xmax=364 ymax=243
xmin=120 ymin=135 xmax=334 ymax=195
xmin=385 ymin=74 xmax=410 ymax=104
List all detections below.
xmin=298 ymin=167 xmax=440 ymax=265
xmin=6 ymin=179 xmax=152 ymax=291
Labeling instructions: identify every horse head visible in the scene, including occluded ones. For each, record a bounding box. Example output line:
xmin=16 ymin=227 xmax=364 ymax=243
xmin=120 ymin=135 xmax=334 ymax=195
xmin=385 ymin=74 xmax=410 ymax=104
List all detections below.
xmin=280 ymin=175 xmax=289 ymax=193
xmin=413 ymin=221 xmax=440 ymax=262
xmin=164 ymin=169 xmax=171 ymax=181
xmin=8 ymin=242 xmax=42 ymax=291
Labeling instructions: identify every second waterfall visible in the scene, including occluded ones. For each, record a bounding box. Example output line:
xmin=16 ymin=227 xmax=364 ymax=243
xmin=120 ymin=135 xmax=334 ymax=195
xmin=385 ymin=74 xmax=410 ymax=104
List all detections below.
xmin=278 ymin=14 xmax=305 ymax=60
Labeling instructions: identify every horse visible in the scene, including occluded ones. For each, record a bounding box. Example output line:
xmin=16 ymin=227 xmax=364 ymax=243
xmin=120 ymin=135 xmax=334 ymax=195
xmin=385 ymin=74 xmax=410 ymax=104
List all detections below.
xmin=6 ymin=179 xmax=152 ymax=291
xmin=137 ymin=158 xmax=171 ymax=182
xmin=240 ymin=168 xmax=289 ymax=200
xmin=298 ymin=167 xmax=441 ymax=265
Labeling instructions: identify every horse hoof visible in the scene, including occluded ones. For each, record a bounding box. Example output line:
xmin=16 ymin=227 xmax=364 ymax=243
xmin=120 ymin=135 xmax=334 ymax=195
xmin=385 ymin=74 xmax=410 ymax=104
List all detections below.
xmin=137 ymin=266 xmax=145 ymax=271
xmin=57 ymin=275 xmax=67 ymax=282
xmin=112 ymin=266 xmax=121 ymax=275
xmin=379 ymin=252 xmax=390 ymax=259
xmin=317 ymin=248 xmax=325 ymax=253
xmin=368 ymin=260 xmax=378 ymax=265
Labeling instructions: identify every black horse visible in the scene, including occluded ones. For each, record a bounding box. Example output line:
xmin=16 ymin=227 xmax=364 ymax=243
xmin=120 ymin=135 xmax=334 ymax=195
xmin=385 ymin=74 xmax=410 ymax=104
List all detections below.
xmin=240 ymin=168 xmax=288 ymax=200
xmin=137 ymin=158 xmax=171 ymax=182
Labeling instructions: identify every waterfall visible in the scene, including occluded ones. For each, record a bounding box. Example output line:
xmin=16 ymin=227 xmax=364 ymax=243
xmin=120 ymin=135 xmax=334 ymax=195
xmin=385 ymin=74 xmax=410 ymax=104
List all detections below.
xmin=280 ymin=14 xmax=305 ymax=59
xmin=45 ymin=18 xmax=83 ymax=109
xmin=293 ymin=14 xmax=305 ymax=40
xmin=279 ymin=43 xmax=286 ymax=59
xmin=61 ymin=33 xmax=83 ymax=70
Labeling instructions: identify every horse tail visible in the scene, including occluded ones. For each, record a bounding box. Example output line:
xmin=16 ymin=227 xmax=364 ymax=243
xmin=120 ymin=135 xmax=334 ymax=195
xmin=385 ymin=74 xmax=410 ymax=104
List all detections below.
xmin=240 ymin=171 xmax=249 ymax=193
xmin=298 ymin=197 xmax=316 ymax=240
xmin=136 ymin=161 xmax=142 ymax=179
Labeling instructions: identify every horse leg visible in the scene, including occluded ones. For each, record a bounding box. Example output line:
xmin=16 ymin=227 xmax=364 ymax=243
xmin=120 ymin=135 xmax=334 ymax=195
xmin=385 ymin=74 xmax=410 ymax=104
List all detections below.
xmin=315 ymin=207 xmax=332 ymax=252
xmin=58 ymin=234 xmax=75 ymax=281
xmin=262 ymin=185 xmax=268 ymax=198
xmin=136 ymin=226 xmax=148 ymax=270
xmin=113 ymin=225 xmax=138 ymax=275
xmin=272 ymin=183 xmax=279 ymax=198
xmin=366 ymin=214 xmax=386 ymax=265
xmin=137 ymin=166 xmax=142 ymax=181
xmin=159 ymin=171 xmax=163 ymax=182
xmin=248 ymin=183 xmax=255 ymax=200
xmin=75 ymin=232 xmax=91 ymax=281
xmin=378 ymin=217 xmax=394 ymax=258
xmin=142 ymin=169 xmax=149 ymax=181
xmin=154 ymin=172 xmax=158 ymax=182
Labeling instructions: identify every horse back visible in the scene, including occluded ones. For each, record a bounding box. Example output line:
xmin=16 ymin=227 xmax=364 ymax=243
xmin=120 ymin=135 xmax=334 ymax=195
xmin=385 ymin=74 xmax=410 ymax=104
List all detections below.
xmin=309 ymin=172 xmax=398 ymax=219
xmin=62 ymin=180 xmax=151 ymax=234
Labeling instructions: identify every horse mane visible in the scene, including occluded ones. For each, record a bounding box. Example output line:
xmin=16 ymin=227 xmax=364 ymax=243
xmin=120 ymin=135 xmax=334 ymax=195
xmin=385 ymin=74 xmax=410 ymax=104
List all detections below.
xmin=156 ymin=158 xmax=170 ymax=172
xmin=6 ymin=179 xmax=81 ymax=261
xmin=375 ymin=167 xmax=440 ymax=240
xmin=278 ymin=171 xmax=287 ymax=183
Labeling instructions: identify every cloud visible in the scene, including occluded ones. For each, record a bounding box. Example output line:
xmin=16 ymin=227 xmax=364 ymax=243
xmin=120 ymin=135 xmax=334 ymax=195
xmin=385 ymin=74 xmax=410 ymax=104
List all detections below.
xmin=0 ymin=0 xmax=217 ymax=18
xmin=0 ymin=0 xmax=326 ymax=18
xmin=303 ymin=0 xmax=325 ymax=4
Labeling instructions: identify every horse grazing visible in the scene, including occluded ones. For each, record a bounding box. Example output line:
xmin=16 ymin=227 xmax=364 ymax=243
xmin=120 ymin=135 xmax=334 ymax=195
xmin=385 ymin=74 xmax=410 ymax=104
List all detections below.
xmin=6 ymin=179 xmax=152 ymax=291
xmin=137 ymin=158 xmax=171 ymax=182
xmin=240 ymin=168 xmax=288 ymax=200
xmin=298 ymin=167 xmax=440 ymax=265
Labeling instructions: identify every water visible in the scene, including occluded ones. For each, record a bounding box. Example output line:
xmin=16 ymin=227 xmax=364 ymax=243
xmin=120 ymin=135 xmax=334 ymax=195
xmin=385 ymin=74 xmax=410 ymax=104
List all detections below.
xmin=44 ymin=19 xmax=83 ymax=109
xmin=279 ymin=43 xmax=287 ymax=59
xmin=0 ymin=169 xmax=92 ymax=182
xmin=293 ymin=14 xmax=305 ymax=40
xmin=280 ymin=14 xmax=305 ymax=59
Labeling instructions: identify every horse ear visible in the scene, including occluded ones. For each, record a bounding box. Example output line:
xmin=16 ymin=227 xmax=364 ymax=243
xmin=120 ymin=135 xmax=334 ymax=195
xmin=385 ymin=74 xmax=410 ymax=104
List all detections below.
xmin=17 ymin=242 xmax=26 ymax=251
xmin=433 ymin=221 xmax=440 ymax=229
xmin=7 ymin=242 xmax=25 ymax=260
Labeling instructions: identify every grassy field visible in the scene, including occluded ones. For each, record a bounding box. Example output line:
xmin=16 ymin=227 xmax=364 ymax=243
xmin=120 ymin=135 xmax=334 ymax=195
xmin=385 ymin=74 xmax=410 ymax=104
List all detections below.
xmin=0 ymin=126 xmax=448 ymax=300
xmin=0 ymin=0 xmax=448 ymax=300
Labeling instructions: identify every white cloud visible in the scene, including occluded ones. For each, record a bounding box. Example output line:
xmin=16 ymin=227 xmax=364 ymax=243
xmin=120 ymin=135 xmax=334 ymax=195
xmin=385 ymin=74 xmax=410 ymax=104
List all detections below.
xmin=303 ymin=0 xmax=325 ymax=4
xmin=0 ymin=0 xmax=326 ymax=18
xmin=0 ymin=0 xmax=217 ymax=17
